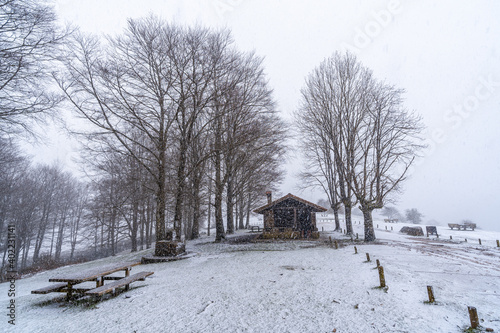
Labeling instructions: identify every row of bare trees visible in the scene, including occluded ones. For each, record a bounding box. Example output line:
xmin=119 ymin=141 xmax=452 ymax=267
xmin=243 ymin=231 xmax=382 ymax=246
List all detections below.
xmin=0 ymin=1 xmax=286 ymax=272
xmin=55 ymin=16 xmax=286 ymax=246
xmin=0 ymin=138 xmax=158 ymax=280
xmin=0 ymin=138 xmax=88 ymax=279
xmin=296 ymin=52 xmax=424 ymax=241
xmin=0 ymin=0 xmax=70 ymax=137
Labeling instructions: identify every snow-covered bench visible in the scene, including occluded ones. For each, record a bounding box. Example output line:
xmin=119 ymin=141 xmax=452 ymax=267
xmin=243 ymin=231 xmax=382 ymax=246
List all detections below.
xmin=85 ymin=271 xmax=154 ymax=297
xmin=32 ymin=261 xmax=145 ymax=301
xmin=31 ymin=283 xmax=68 ymax=295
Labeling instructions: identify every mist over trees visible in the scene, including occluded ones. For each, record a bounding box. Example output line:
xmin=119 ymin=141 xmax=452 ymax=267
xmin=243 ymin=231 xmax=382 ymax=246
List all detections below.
xmin=405 ymin=208 xmax=423 ymax=224
xmin=295 ymin=52 xmax=424 ymax=241
xmin=0 ymin=7 xmax=286 ymax=277
xmin=382 ymin=206 xmax=402 ymax=221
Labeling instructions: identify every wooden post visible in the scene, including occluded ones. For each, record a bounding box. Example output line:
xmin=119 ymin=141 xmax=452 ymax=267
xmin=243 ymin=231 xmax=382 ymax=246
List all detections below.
xmin=468 ymin=306 xmax=479 ymax=329
xmin=329 ymin=236 xmax=333 ymax=248
xmin=366 ymin=253 xmax=371 ymax=262
xmin=322 ymin=226 xmax=324 ymax=232
xmin=465 ymin=238 xmax=467 ymax=243
xmin=479 ymin=238 xmax=482 ymax=245
xmin=378 ymin=266 xmax=386 ymax=288
xmin=391 ymin=226 xmax=393 ymax=231
xmin=354 ymin=246 xmax=358 ymax=254
xmin=385 ymin=226 xmax=387 ymax=230
xmin=66 ymin=282 xmax=72 ymax=302
xmin=334 ymin=240 xmax=338 ymax=249
xmin=427 ymin=286 xmax=435 ymax=303
xmin=344 ymin=229 xmax=346 ymax=234
xmin=450 ymin=235 xmax=452 ymax=240
xmin=376 ymin=259 xmax=380 ymax=268
xmin=497 ymin=240 xmax=499 ymax=247
xmin=356 ymin=233 xmax=359 ymax=240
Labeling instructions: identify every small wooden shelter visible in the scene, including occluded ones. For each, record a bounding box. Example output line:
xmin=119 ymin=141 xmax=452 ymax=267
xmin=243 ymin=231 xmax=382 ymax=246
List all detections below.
xmin=254 ymin=192 xmax=327 ymax=236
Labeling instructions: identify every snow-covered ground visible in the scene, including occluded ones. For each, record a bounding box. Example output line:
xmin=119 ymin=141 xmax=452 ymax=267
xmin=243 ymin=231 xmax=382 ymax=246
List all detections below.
xmin=2 ymin=219 xmax=499 ymax=333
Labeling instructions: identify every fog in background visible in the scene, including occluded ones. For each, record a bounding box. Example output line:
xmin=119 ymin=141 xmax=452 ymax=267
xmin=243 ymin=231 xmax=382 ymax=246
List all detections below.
xmin=24 ymin=0 xmax=500 ymax=231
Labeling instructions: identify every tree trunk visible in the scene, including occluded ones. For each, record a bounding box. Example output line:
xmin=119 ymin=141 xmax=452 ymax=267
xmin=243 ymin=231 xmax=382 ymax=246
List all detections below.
xmin=362 ymin=208 xmax=376 ymax=242
xmin=332 ymin=205 xmax=341 ymax=231
xmin=245 ymin=192 xmax=252 ymax=229
xmin=191 ymin=172 xmax=201 ymax=240
xmin=207 ymin=176 xmax=212 ymax=237
xmin=226 ymin=172 xmax=234 ymax=234
xmin=344 ymin=203 xmax=352 ymax=234
xmin=70 ymin=212 xmax=82 ymax=261
xmin=54 ymin=214 xmax=66 ymax=262
xmin=131 ymin=200 xmax=139 ymax=252
xmin=238 ymin=193 xmax=245 ymax=230
xmin=214 ymin=113 xmax=225 ymax=242
xmin=155 ymin=123 xmax=167 ymax=242
xmin=140 ymin=204 xmax=145 ymax=251
xmin=173 ymin=147 xmax=186 ymax=241
xmin=214 ymin=171 xmax=225 ymax=242
xmin=110 ymin=207 xmax=116 ymax=256
xmin=155 ymin=176 xmax=166 ymax=242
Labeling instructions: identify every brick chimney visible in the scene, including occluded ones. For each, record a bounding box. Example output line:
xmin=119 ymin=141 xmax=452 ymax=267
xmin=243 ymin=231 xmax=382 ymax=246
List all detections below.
xmin=266 ymin=191 xmax=272 ymax=204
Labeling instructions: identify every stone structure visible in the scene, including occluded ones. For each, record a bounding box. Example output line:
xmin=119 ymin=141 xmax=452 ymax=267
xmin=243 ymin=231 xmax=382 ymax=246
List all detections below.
xmin=254 ymin=192 xmax=327 ymax=237
xmin=154 ymin=241 xmax=185 ymax=257
xmin=399 ymin=226 xmax=424 ymax=236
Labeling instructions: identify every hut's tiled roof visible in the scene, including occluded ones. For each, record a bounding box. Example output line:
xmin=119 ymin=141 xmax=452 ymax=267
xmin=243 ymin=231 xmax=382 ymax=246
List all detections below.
xmin=253 ymin=193 xmax=328 ymax=214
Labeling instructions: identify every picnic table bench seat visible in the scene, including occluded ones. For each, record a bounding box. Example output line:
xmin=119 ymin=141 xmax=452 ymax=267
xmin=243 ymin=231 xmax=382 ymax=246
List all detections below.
xmin=31 ymin=282 xmax=68 ymax=294
xmin=85 ymin=271 xmax=154 ymax=297
xmin=249 ymin=225 xmax=261 ymax=232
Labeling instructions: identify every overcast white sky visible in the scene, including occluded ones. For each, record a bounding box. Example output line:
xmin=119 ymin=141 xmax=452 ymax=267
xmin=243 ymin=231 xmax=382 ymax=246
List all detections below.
xmin=28 ymin=0 xmax=500 ymax=231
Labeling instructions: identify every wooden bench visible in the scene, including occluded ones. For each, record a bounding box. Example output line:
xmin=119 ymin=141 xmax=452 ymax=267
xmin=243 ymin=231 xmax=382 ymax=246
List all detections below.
xmin=249 ymin=225 xmax=261 ymax=232
xmin=33 ymin=261 xmax=144 ymax=301
xmin=31 ymin=283 xmax=68 ymax=294
xmin=85 ymin=271 xmax=154 ymax=297
xmin=426 ymin=226 xmax=438 ymax=237
xmin=448 ymin=223 xmax=476 ymax=231
xmin=463 ymin=223 xmax=476 ymax=231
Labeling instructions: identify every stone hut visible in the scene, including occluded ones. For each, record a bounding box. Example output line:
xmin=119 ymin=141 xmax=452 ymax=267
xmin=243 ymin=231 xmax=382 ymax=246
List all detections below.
xmin=254 ymin=192 xmax=327 ymax=237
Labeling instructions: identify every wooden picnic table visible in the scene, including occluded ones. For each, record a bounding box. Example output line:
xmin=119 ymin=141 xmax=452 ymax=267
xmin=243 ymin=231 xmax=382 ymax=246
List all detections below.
xmin=33 ymin=261 xmax=147 ymax=301
xmin=448 ymin=223 xmax=476 ymax=231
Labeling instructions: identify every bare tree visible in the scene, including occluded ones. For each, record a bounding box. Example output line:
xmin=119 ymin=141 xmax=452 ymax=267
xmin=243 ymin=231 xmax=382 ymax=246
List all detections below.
xmin=296 ymin=52 xmax=424 ymax=241
xmin=349 ymin=81 xmax=424 ymax=240
xmin=381 ymin=206 xmax=401 ymax=220
xmin=56 ymin=18 xmax=183 ymax=244
xmin=296 ymin=125 xmax=342 ymax=231
xmin=296 ymin=52 xmax=363 ymax=235
xmin=209 ymin=51 xmax=286 ymax=241
xmin=0 ymin=0 xmax=69 ymax=136
xmin=31 ymin=164 xmax=61 ymax=263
